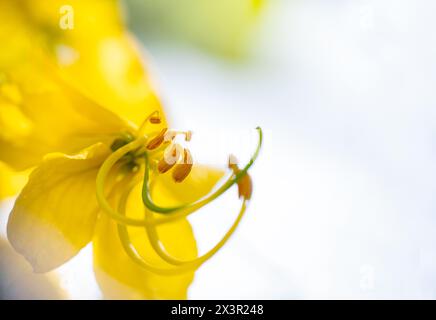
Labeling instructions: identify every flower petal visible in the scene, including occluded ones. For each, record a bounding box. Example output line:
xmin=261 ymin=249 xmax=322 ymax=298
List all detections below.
xmin=7 ymin=143 xmax=110 ymax=273
xmin=93 ymin=183 xmax=198 ymax=300
xmin=0 ymin=1 xmax=142 ymax=170
xmin=22 ymin=0 xmax=166 ymax=127
xmin=0 ymin=74 xmax=126 ymax=170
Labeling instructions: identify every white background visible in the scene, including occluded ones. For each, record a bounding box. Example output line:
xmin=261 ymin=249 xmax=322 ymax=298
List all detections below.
xmin=147 ymin=0 xmax=436 ymax=299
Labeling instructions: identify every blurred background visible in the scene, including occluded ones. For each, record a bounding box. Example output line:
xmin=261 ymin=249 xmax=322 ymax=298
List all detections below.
xmin=2 ymin=0 xmax=436 ymax=299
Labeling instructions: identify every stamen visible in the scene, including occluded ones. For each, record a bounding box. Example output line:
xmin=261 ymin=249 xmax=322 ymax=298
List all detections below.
xmin=117 ymin=179 xmax=203 ymax=275
xmin=185 ymin=131 xmax=192 ymax=142
xmin=141 ymin=127 xmax=262 ymax=215
xmin=146 ymin=128 xmax=167 ymax=150
xmin=149 ymin=113 xmax=161 ymax=124
xmin=144 ymin=197 xmax=248 ymax=268
xmin=96 ymin=128 xmax=262 ymax=227
xmin=117 ymin=177 xmax=248 ymax=273
xmin=237 ymin=174 xmax=253 ymax=200
xmin=228 ymin=155 xmax=253 ymax=200
xmin=172 ymin=149 xmax=193 ymax=183
xmin=138 ymin=110 xmax=161 ymax=135
xmin=164 ymin=130 xmax=177 ymax=142
xmin=117 ymin=223 xmax=185 ymax=275
xmin=157 ymin=144 xmax=181 ymax=173
xmin=228 ymin=154 xmax=238 ymax=170
xmin=157 ymin=158 xmax=175 ymax=174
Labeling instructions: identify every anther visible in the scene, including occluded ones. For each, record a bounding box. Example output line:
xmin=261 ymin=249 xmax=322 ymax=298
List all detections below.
xmin=228 ymin=154 xmax=238 ymax=170
xmin=149 ymin=112 xmax=161 ymax=124
xmin=185 ymin=131 xmax=192 ymax=142
xmin=146 ymin=128 xmax=167 ymax=150
xmin=157 ymin=145 xmax=177 ymax=173
xmin=164 ymin=130 xmax=177 ymax=142
xmin=158 ymin=144 xmax=182 ymax=173
xmin=158 ymin=158 xmax=175 ymax=173
xmin=172 ymin=149 xmax=193 ymax=183
xmin=228 ymin=155 xmax=253 ymax=200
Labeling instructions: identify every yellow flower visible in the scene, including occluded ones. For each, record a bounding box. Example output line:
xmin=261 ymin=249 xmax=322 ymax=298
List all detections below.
xmin=0 ymin=0 xmax=262 ymax=299
xmin=5 ymin=110 xmax=261 ymax=299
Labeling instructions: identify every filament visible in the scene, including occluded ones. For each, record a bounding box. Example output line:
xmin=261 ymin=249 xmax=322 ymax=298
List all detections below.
xmin=96 ymin=127 xmax=262 ymax=227
xmin=116 ymin=176 xmax=248 ymax=274
xmin=144 ymin=199 xmax=248 ymax=268
xmin=116 ymin=178 xmax=197 ymax=275
xmin=141 ymin=127 xmax=263 ymax=214
xmin=137 ymin=110 xmax=160 ymax=136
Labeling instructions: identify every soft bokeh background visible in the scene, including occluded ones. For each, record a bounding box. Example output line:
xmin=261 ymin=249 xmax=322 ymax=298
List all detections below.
xmin=2 ymin=0 xmax=436 ymax=299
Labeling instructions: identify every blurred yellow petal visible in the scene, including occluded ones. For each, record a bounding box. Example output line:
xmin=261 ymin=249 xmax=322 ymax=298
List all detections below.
xmin=0 ymin=238 xmax=68 ymax=300
xmin=0 ymin=71 xmax=130 ymax=170
xmin=0 ymin=162 xmax=27 ymax=200
xmin=7 ymin=143 xmax=110 ymax=273
xmin=21 ymin=0 xmax=165 ymax=127
xmin=0 ymin=1 xmax=131 ymax=171
xmin=58 ymin=34 xmax=164 ymax=128
xmin=93 ymin=182 xmax=198 ymax=300
xmin=150 ymin=164 xmax=225 ymax=206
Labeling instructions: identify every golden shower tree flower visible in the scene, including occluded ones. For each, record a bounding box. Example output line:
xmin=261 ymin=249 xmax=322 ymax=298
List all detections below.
xmin=0 ymin=0 xmax=262 ymax=299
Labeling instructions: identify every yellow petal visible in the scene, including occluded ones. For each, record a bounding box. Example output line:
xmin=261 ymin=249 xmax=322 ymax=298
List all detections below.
xmin=93 ymin=182 xmax=198 ymax=300
xmin=21 ymin=0 xmax=166 ymax=127
xmin=0 ymin=162 xmax=28 ymax=200
xmin=0 ymin=1 xmax=145 ymax=170
xmin=58 ymin=35 xmax=164 ymax=128
xmin=0 ymin=60 xmax=130 ymax=171
xmin=7 ymin=143 xmax=110 ymax=273
xmin=150 ymin=164 xmax=225 ymax=206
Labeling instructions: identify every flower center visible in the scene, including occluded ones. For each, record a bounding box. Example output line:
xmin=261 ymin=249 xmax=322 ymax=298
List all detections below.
xmin=110 ymin=111 xmax=195 ymax=183
xmin=97 ymin=110 xmax=263 ymax=275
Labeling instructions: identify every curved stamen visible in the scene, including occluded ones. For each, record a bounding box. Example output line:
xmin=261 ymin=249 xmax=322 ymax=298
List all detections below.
xmin=117 ymin=180 xmax=199 ymax=275
xmin=96 ymin=136 xmax=184 ymax=227
xmin=96 ymin=136 xmax=150 ymax=227
xmin=141 ymin=127 xmax=263 ymax=214
xmin=137 ymin=110 xmax=161 ymax=136
xmin=96 ymin=174 xmax=178 ymax=274
xmin=117 ymin=221 xmax=190 ymax=276
xmin=97 ymin=127 xmax=262 ymax=227
xmin=117 ymin=178 xmax=248 ymax=273
xmin=144 ymin=198 xmax=248 ymax=267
